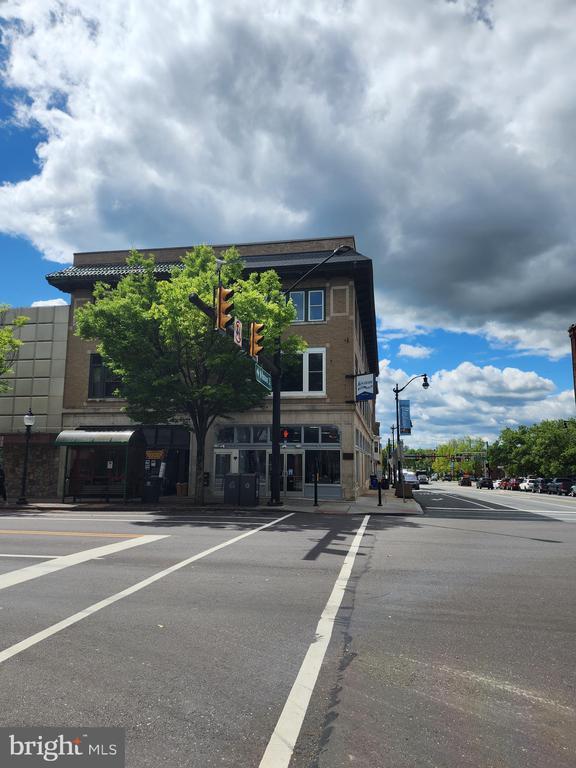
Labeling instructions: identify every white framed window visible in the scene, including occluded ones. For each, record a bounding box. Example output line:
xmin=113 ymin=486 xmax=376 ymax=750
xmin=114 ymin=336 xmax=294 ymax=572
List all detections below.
xmin=288 ymin=291 xmax=305 ymax=322
xmin=308 ymin=290 xmax=324 ymax=322
xmin=281 ymin=348 xmax=326 ymax=396
xmin=288 ymin=290 xmax=325 ymax=323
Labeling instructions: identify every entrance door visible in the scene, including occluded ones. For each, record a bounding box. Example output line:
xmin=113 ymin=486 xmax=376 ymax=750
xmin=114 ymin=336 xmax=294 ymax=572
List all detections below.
xmin=267 ymin=451 xmax=303 ymax=495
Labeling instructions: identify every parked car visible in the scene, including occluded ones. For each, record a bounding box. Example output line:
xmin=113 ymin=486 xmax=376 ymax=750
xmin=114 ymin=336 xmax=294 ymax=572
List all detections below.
xmin=507 ymin=477 xmax=522 ymax=491
xmin=498 ymin=478 xmax=510 ymax=490
xmin=476 ymin=477 xmax=494 ymax=489
xmin=532 ymin=478 xmax=550 ymax=493
xmin=417 ymin=474 xmax=429 ymax=484
xmin=570 ymin=484 xmax=576 ymax=497
xmin=520 ymin=477 xmax=539 ymax=491
xmin=441 ymin=474 xmax=453 ymax=481
xmin=493 ymin=478 xmax=503 ymax=489
xmin=546 ymin=478 xmax=575 ymax=495
xmin=458 ymin=476 xmax=472 ymax=486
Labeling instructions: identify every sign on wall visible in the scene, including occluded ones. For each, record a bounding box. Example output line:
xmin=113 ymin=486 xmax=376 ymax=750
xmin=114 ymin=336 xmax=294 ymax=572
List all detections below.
xmin=399 ymin=400 xmax=412 ymax=435
xmin=356 ymin=374 xmax=375 ymax=401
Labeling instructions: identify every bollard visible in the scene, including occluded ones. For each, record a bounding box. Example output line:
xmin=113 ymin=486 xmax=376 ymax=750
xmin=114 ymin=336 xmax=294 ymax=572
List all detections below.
xmin=313 ymin=460 xmax=319 ymax=506
xmin=378 ymin=480 xmax=382 ymax=506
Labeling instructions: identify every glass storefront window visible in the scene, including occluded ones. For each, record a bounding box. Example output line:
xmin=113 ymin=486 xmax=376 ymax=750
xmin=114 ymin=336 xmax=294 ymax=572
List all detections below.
xmin=321 ymin=426 xmax=340 ymax=444
xmin=281 ymin=426 xmax=301 ymax=443
xmin=303 ymin=426 xmax=320 ymax=443
xmin=215 ymin=454 xmax=231 ymax=478
xmin=239 ymin=449 xmax=267 ymax=476
xmin=236 ymin=426 xmax=251 ymax=443
xmin=253 ymin=426 xmax=269 ymax=443
xmin=305 ymin=450 xmax=341 ymax=484
xmin=216 ymin=426 xmax=234 ymax=443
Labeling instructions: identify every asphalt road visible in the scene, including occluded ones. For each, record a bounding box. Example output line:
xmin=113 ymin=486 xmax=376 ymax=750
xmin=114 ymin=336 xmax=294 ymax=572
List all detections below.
xmin=0 ymin=493 xmax=575 ymax=768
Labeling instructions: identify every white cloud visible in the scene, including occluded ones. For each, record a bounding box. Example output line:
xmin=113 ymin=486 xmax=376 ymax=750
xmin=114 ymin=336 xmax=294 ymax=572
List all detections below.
xmin=30 ymin=298 xmax=68 ymax=307
xmin=0 ymin=0 xmax=575 ymax=356
xmin=398 ymin=343 xmax=433 ymax=359
xmin=376 ymin=358 xmax=574 ymax=446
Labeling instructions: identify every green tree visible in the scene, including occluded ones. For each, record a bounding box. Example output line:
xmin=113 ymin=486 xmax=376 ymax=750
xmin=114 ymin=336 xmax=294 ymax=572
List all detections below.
xmin=432 ymin=436 xmax=487 ymax=477
xmin=0 ymin=304 xmax=28 ymax=393
xmin=75 ymin=247 xmax=302 ymax=503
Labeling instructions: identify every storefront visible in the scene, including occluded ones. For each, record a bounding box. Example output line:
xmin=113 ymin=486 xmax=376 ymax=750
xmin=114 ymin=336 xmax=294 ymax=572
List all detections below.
xmin=211 ymin=423 xmax=343 ymax=500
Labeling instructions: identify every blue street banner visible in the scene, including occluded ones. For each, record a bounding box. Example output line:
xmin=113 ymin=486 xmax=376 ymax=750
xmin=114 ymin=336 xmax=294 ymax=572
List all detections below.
xmin=399 ymin=399 xmax=412 ymax=435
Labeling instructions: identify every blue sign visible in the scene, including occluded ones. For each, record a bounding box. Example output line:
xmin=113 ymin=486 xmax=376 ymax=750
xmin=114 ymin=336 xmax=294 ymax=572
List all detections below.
xmin=399 ymin=399 xmax=412 ymax=435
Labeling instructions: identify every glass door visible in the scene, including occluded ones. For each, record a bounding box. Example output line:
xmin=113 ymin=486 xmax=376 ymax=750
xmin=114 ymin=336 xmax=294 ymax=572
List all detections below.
xmin=266 ymin=451 xmax=304 ymax=495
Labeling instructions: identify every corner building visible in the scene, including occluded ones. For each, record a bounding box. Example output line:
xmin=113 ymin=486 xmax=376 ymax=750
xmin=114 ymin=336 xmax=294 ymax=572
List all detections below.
xmin=46 ymin=236 xmax=379 ymax=501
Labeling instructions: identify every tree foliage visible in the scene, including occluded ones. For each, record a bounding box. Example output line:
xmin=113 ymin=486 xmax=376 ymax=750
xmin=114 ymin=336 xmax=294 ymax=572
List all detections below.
xmin=0 ymin=304 xmax=28 ymax=393
xmin=75 ymin=246 xmax=301 ymax=502
xmin=488 ymin=420 xmax=576 ymax=477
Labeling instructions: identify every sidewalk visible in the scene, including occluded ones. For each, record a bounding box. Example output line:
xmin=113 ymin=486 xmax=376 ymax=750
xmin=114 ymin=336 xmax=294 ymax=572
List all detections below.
xmin=0 ymin=489 xmax=423 ymax=517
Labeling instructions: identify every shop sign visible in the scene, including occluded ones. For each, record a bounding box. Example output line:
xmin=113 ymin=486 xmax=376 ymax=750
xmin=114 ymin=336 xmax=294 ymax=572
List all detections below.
xmin=356 ymin=374 xmax=375 ymax=401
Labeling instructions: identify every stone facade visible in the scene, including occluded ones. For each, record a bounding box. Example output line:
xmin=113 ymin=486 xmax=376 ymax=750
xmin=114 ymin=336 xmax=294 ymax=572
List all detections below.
xmin=0 ymin=305 xmax=69 ymax=499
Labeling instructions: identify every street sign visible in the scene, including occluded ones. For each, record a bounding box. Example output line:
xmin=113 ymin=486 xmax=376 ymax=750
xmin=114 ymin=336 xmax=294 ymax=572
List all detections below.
xmin=233 ymin=318 xmax=242 ymax=347
xmin=255 ymin=362 xmax=272 ymax=391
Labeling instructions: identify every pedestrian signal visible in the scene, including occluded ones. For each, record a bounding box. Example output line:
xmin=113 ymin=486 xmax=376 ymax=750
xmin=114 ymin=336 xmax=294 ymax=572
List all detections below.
xmin=249 ymin=322 xmax=265 ymax=358
xmin=216 ymin=287 xmax=235 ymax=331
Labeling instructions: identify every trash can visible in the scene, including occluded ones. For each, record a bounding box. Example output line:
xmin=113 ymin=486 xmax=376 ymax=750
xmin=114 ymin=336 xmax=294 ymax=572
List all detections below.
xmin=370 ymin=474 xmax=379 ymax=490
xmin=239 ymin=473 xmax=259 ymax=506
xmin=380 ymin=477 xmax=390 ymax=490
xmin=224 ymin=474 xmax=241 ymax=505
xmin=143 ymin=475 xmax=162 ymax=503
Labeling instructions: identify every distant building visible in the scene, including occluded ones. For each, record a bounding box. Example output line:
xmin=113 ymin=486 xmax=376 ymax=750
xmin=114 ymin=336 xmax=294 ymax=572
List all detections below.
xmin=0 ymin=305 xmax=69 ymax=498
xmin=46 ymin=236 xmax=380 ymax=500
xmin=569 ymin=324 xmax=576 ymax=405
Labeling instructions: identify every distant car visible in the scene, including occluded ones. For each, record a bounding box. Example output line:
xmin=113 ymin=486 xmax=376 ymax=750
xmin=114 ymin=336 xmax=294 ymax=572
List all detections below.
xmin=402 ymin=471 xmax=420 ymax=490
xmin=546 ymin=478 xmax=574 ymax=495
xmin=498 ymin=478 xmax=510 ymax=490
xmin=507 ymin=477 xmax=522 ymax=491
xmin=520 ymin=477 xmax=539 ymax=492
xmin=476 ymin=477 xmax=494 ymax=489
xmin=417 ymin=474 xmax=429 ymax=485
xmin=493 ymin=478 xmax=503 ymax=489
xmin=570 ymin=484 xmax=576 ymax=497
xmin=458 ymin=477 xmax=472 ymax=486
xmin=532 ymin=478 xmax=550 ymax=494
xmin=441 ymin=474 xmax=453 ymax=481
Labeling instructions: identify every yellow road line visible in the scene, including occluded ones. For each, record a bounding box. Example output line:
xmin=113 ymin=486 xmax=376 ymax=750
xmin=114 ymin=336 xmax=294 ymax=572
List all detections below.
xmin=0 ymin=530 xmax=143 ymax=539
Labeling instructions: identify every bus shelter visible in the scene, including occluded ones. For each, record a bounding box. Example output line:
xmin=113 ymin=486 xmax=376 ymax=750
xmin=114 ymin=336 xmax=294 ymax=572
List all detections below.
xmin=56 ymin=429 xmax=146 ymax=502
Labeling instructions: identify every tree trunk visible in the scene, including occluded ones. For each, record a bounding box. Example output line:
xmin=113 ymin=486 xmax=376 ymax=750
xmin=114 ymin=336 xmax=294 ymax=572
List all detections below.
xmin=193 ymin=427 xmax=206 ymax=505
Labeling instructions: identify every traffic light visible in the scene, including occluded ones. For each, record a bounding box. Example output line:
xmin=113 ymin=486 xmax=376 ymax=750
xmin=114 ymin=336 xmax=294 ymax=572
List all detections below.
xmin=249 ymin=322 xmax=265 ymax=358
xmin=216 ymin=287 xmax=234 ymax=331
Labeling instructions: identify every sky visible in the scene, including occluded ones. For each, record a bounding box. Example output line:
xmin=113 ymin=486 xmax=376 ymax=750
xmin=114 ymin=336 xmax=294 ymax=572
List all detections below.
xmin=0 ymin=0 xmax=575 ymax=446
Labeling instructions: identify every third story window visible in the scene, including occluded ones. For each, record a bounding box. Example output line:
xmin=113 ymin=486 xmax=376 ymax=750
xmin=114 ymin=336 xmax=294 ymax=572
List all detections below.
xmin=88 ymin=354 xmax=123 ymax=399
xmin=288 ymin=290 xmax=325 ymax=322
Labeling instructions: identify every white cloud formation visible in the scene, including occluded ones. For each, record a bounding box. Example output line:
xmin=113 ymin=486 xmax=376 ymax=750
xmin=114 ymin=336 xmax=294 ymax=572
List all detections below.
xmin=30 ymin=298 xmax=68 ymax=307
xmin=377 ymin=358 xmax=574 ymax=446
xmin=0 ymin=0 xmax=574 ymax=357
xmin=398 ymin=343 xmax=433 ymax=359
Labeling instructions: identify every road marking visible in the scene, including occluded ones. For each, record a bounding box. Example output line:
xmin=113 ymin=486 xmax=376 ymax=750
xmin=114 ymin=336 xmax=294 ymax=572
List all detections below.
xmin=0 ymin=535 xmax=168 ymax=592
xmin=0 ymin=514 xmax=293 ymax=666
xmin=437 ymin=492 xmax=504 ymax=510
xmin=0 ymin=529 xmax=144 ymax=538
xmin=0 ymin=554 xmax=59 ymax=559
xmin=259 ymin=515 xmax=370 ymax=768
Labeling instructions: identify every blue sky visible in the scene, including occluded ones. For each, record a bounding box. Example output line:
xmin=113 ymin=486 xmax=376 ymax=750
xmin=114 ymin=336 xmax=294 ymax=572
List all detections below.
xmin=1 ymin=0 xmax=575 ymax=446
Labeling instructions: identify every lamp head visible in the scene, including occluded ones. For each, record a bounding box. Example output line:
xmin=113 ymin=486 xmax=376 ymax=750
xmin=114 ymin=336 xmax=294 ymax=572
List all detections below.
xmin=332 ymin=244 xmax=353 ymax=257
xmin=422 ymin=374 xmax=430 ymax=390
xmin=23 ymin=408 xmax=35 ymax=427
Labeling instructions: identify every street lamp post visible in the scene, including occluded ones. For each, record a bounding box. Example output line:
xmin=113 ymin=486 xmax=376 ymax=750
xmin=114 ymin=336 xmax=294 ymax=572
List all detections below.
xmin=269 ymin=243 xmax=353 ymax=506
xmin=393 ymin=374 xmax=429 ymax=502
xmin=17 ymin=408 xmax=35 ymax=505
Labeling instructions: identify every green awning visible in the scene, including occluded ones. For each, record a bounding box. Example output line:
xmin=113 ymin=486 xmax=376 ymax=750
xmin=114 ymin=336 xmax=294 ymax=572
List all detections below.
xmin=55 ymin=430 xmax=139 ymax=447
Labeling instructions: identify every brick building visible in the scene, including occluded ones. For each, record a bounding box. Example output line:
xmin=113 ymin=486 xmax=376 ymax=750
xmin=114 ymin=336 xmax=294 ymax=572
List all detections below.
xmin=46 ymin=236 xmax=380 ymax=500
